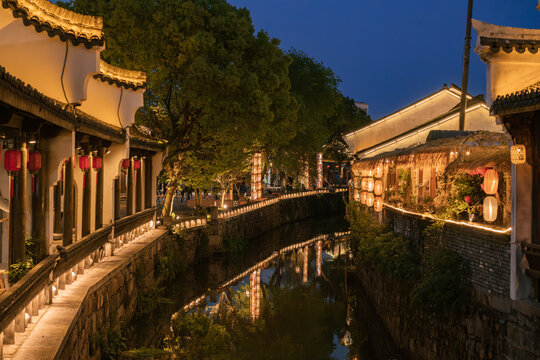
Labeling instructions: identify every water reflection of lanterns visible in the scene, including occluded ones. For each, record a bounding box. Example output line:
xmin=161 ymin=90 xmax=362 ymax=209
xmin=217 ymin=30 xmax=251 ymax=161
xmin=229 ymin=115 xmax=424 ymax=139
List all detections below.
xmin=303 ymin=246 xmax=309 ymax=283
xmin=483 ymin=196 xmax=498 ymax=222
xmin=374 ymin=165 xmax=383 ymax=178
xmin=366 ymin=193 xmax=374 ymax=207
xmin=316 ymin=241 xmax=322 ymax=277
xmin=483 ymin=169 xmax=499 ymax=195
xmin=374 ymin=180 xmax=383 ymax=195
xmin=374 ymin=197 xmax=383 ymax=212
xmin=511 ymin=145 xmax=526 ymax=164
xmin=361 ymin=192 xmax=368 ymax=205
xmin=361 ymin=178 xmax=368 ymax=191
xmin=366 ymin=178 xmax=374 ymax=192
xmin=250 ymin=269 xmax=261 ymax=321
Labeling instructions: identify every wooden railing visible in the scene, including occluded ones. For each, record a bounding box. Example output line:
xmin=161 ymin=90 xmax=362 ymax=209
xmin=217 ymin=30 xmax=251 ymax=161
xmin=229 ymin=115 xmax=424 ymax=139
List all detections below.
xmin=0 ymin=208 xmax=157 ymax=345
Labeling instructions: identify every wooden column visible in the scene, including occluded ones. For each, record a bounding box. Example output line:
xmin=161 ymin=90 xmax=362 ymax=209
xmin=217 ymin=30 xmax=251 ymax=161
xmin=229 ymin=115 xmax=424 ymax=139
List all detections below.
xmin=9 ymin=143 xmax=27 ymax=264
xmin=95 ymin=150 xmax=103 ymax=229
xmin=63 ymin=158 xmax=74 ymax=246
xmin=127 ymin=159 xmax=134 ymax=216
xmin=145 ymin=156 xmax=153 ymax=209
xmin=114 ymin=178 xmax=120 ymax=220
xmin=81 ymin=169 xmax=91 ymax=237
xmin=136 ymin=161 xmax=142 ymax=212
xmin=31 ymin=151 xmax=47 ymax=261
xmin=53 ymin=181 xmax=62 ymax=234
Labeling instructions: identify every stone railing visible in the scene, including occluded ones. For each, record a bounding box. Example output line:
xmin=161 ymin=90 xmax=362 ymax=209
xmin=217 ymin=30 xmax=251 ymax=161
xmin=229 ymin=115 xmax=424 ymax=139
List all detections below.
xmin=0 ymin=208 xmax=157 ymax=352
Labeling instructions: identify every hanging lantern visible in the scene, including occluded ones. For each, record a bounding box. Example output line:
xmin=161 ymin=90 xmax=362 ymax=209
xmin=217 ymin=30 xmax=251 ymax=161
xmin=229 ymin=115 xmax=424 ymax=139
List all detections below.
xmin=354 ymin=190 xmax=360 ymax=201
xmin=133 ymin=159 xmax=141 ymax=171
xmin=361 ymin=178 xmax=368 ymax=191
xmin=121 ymin=158 xmax=130 ymax=169
xmin=374 ymin=197 xmax=383 ymax=212
xmin=28 ymin=151 xmax=42 ymax=194
xmin=366 ymin=178 xmax=374 ymax=192
xmin=374 ymin=165 xmax=383 ymax=178
xmin=361 ymin=191 xmax=368 ymax=205
xmin=79 ymin=156 xmax=90 ymax=172
xmin=366 ymin=169 xmax=373 ymax=177
xmin=483 ymin=196 xmax=498 ymax=222
xmin=4 ymin=150 xmax=21 ymax=172
xmin=92 ymin=157 xmax=102 ymax=170
xmin=483 ymin=169 xmax=499 ymax=195
xmin=510 ymin=145 xmax=526 ymax=164
xmin=366 ymin=193 xmax=375 ymax=207
xmin=374 ymin=180 xmax=383 ymax=196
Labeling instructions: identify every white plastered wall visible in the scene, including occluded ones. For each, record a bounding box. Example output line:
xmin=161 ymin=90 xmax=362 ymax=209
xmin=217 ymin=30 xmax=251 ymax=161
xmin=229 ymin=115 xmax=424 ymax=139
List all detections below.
xmin=0 ymin=10 xmax=100 ymax=105
xmin=345 ymin=89 xmax=462 ymax=154
xmin=103 ymin=141 xmax=129 ymax=225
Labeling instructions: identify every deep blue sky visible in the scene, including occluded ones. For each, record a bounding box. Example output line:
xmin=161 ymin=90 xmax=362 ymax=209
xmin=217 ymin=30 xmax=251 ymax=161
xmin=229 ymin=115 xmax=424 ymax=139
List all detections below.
xmin=228 ymin=0 xmax=540 ymax=119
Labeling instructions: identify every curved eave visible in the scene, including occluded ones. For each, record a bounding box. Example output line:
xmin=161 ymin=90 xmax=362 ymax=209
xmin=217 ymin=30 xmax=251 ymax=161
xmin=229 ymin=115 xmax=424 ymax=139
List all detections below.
xmin=130 ymin=136 xmax=166 ymax=152
xmin=1 ymin=0 xmax=105 ymax=49
xmin=96 ymin=60 xmax=146 ymax=90
xmin=491 ymin=89 xmax=540 ymax=116
xmin=0 ymin=66 xmax=124 ymax=143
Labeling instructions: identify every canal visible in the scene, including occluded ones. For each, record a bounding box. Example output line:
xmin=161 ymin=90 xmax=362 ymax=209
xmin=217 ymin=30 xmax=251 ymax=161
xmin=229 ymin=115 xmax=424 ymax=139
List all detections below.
xmin=131 ymin=215 xmax=403 ymax=360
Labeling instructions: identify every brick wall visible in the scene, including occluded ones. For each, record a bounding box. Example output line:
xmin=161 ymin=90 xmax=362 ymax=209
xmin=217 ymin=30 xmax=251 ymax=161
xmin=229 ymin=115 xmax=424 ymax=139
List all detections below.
xmin=385 ymin=208 xmax=511 ymax=298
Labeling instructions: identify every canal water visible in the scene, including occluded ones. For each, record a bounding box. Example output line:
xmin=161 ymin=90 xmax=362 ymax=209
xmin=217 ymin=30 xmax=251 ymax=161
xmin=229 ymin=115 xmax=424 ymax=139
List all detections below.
xmin=133 ymin=216 xmax=403 ymax=360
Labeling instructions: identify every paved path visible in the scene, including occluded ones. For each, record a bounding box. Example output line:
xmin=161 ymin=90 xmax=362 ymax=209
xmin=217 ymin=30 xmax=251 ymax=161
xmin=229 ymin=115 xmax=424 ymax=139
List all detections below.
xmin=3 ymin=229 xmax=167 ymax=360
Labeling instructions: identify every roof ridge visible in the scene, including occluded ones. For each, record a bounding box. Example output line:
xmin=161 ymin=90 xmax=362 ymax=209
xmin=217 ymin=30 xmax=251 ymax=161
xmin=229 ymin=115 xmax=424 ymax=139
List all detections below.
xmin=2 ymin=0 xmax=105 ymax=48
xmin=94 ymin=60 xmax=146 ymax=90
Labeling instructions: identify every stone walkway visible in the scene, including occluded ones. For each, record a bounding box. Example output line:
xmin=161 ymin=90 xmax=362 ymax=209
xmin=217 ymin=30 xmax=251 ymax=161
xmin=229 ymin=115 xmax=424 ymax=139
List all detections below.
xmin=3 ymin=229 xmax=167 ymax=360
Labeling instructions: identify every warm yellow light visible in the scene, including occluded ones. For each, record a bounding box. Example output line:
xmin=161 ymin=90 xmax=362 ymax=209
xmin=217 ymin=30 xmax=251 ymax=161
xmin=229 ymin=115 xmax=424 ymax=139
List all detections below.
xmin=511 ymin=145 xmax=526 ymax=164
xmin=361 ymin=178 xmax=368 ymax=191
xmin=366 ymin=178 xmax=374 ymax=192
xmin=483 ymin=196 xmax=498 ymax=222
xmin=361 ymin=191 xmax=368 ymax=205
xmin=366 ymin=193 xmax=374 ymax=207
xmin=374 ymin=197 xmax=383 ymax=212
xmin=374 ymin=166 xmax=383 ymax=178
xmin=374 ymin=180 xmax=383 ymax=196
xmin=483 ymin=169 xmax=499 ymax=195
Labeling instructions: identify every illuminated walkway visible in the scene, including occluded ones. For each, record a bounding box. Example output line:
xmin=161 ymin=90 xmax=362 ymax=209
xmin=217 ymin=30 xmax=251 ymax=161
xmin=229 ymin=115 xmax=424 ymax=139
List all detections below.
xmin=2 ymin=229 xmax=166 ymax=360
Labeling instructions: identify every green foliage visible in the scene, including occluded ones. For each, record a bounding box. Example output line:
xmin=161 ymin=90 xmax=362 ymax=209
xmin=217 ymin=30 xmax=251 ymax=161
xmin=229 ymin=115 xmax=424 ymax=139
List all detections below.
xmin=440 ymin=173 xmax=483 ymax=219
xmin=412 ymin=249 xmax=471 ymax=316
xmin=398 ymin=168 xmax=411 ymax=200
xmin=8 ymin=260 xmax=33 ymax=285
xmin=155 ymin=253 xmax=187 ymax=283
xmin=137 ymin=284 xmax=174 ymax=318
xmin=91 ymin=317 xmax=127 ymax=360
xmin=120 ymin=348 xmax=169 ymax=360
xmin=347 ymin=205 xmax=420 ymax=281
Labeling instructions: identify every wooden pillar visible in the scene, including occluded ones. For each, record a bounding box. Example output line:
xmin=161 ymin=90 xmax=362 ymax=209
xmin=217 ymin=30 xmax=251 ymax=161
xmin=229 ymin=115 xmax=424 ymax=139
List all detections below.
xmin=63 ymin=158 xmax=74 ymax=246
xmin=9 ymin=143 xmax=27 ymax=265
xmin=145 ymin=156 xmax=152 ymax=209
xmin=136 ymin=161 xmax=142 ymax=212
xmin=53 ymin=180 xmax=62 ymax=234
xmin=127 ymin=159 xmax=134 ymax=216
xmin=81 ymin=170 xmax=91 ymax=237
xmin=114 ymin=178 xmax=120 ymax=221
xmin=95 ymin=150 xmax=103 ymax=229
xmin=31 ymin=151 xmax=47 ymax=261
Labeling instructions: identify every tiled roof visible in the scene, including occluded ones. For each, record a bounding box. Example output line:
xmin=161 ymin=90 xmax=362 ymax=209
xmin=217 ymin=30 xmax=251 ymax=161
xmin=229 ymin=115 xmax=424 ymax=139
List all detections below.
xmin=479 ymin=36 xmax=540 ymax=55
xmin=130 ymin=124 xmax=166 ymax=150
xmin=491 ymin=83 xmax=540 ymax=115
xmin=94 ymin=60 xmax=146 ymax=91
xmin=1 ymin=0 xmax=105 ymax=48
xmin=0 ymin=65 xmax=124 ymax=141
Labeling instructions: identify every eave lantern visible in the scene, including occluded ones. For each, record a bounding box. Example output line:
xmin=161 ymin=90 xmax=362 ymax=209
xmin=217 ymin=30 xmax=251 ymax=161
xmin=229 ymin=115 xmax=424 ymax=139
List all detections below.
xmin=361 ymin=178 xmax=368 ymax=191
xmin=483 ymin=169 xmax=499 ymax=195
xmin=366 ymin=178 xmax=374 ymax=193
xmin=510 ymin=145 xmax=526 ymax=165
xmin=121 ymin=158 xmax=130 ymax=169
xmin=92 ymin=157 xmax=102 ymax=171
xmin=133 ymin=159 xmax=141 ymax=171
xmin=28 ymin=151 xmax=42 ymax=193
xmin=79 ymin=156 xmax=91 ymax=188
xmin=374 ymin=165 xmax=383 ymax=178
xmin=366 ymin=193 xmax=375 ymax=207
xmin=361 ymin=191 xmax=368 ymax=205
xmin=483 ymin=196 xmax=498 ymax=222
xmin=374 ymin=180 xmax=383 ymax=196
xmin=374 ymin=197 xmax=383 ymax=212
xmin=4 ymin=150 xmax=21 ymax=198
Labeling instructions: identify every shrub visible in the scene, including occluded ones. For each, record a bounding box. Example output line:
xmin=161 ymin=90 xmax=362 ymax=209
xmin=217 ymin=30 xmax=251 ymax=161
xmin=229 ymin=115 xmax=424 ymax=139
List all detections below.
xmin=411 ymin=249 xmax=471 ymax=315
xmin=8 ymin=260 xmax=33 ymax=285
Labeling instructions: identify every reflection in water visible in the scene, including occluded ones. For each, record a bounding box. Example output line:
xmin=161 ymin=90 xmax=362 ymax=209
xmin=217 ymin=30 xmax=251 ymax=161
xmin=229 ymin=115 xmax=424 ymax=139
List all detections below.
xmin=170 ymin=234 xmax=403 ymax=360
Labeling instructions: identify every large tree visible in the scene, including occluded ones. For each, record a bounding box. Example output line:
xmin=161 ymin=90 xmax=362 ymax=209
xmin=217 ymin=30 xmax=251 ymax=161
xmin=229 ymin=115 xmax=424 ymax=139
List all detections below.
xmin=59 ymin=0 xmax=297 ymax=216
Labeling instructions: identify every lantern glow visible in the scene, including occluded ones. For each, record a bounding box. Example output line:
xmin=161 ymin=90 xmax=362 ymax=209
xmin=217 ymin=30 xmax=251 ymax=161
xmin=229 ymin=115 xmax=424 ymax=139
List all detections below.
xmin=361 ymin=191 xmax=368 ymax=205
xmin=316 ymin=152 xmax=323 ymax=189
xmin=511 ymin=145 xmax=526 ymax=164
xmin=366 ymin=193 xmax=375 ymax=207
xmin=483 ymin=169 xmax=499 ymax=195
xmin=483 ymin=196 xmax=498 ymax=222
xmin=251 ymin=153 xmax=262 ymax=200
xmin=366 ymin=178 xmax=374 ymax=192
xmin=374 ymin=180 xmax=383 ymax=196
xmin=374 ymin=166 xmax=383 ymax=178
xmin=361 ymin=178 xmax=368 ymax=191
xmin=374 ymin=197 xmax=383 ymax=212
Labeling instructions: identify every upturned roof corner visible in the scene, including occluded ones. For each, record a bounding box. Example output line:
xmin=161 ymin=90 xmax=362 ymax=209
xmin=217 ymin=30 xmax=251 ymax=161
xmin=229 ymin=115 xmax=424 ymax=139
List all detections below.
xmin=95 ymin=60 xmax=146 ymax=91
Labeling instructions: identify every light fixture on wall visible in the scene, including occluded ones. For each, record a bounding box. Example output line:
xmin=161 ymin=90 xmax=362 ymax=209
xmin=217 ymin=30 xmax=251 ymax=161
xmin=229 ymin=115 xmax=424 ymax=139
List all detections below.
xmin=483 ymin=196 xmax=498 ymax=222
xmin=510 ymin=145 xmax=526 ymax=164
xmin=483 ymin=169 xmax=499 ymax=195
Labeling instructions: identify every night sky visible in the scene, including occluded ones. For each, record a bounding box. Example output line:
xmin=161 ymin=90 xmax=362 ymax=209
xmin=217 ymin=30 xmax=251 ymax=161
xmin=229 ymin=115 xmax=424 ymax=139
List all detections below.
xmin=228 ymin=0 xmax=540 ymax=119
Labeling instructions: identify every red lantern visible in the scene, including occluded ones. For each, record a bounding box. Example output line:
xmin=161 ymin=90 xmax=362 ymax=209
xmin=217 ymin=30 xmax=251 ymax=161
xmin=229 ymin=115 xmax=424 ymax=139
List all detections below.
xmin=121 ymin=158 xmax=130 ymax=169
xmin=92 ymin=157 xmax=102 ymax=170
xmin=4 ymin=150 xmax=21 ymax=172
xmin=133 ymin=159 xmax=141 ymax=171
xmin=464 ymin=195 xmax=472 ymax=204
xmin=28 ymin=151 xmax=42 ymax=193
xmin=79 ymin=156 xmax=90 ymax=171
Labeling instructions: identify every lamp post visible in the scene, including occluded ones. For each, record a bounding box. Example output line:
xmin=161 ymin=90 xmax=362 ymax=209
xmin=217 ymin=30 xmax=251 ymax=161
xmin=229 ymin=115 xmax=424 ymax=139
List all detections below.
xmin=459 ymin=0 xmax=474 ymax=130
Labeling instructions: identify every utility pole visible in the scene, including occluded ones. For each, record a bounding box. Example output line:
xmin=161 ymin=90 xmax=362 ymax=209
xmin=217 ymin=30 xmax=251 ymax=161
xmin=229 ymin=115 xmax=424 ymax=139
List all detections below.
xmin=459 ymin=0 xmax=474 ymax=131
